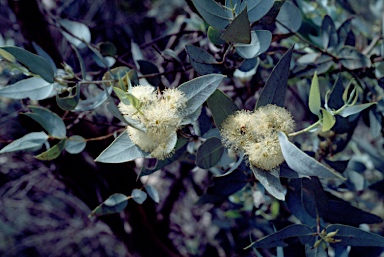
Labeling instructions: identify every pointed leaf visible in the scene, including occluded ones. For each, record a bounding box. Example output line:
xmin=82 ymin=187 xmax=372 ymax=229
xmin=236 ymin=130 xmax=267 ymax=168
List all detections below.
xmin=256 ymin=45 xmax=293 ymax=108
xmin=91 ymin=193 xmax=129 ymax=216
xmin=339 ymin=102 xmax=376 ymax=117
xmin=185 ymin=45 xmax=222 ymax=75
xmin=207 ymin=89 xmax=239 ymax=129
xmin=326 ymin=224 xmax=384 ymax=247
xmin=221 ymin=6 xmax=251 ymax=44
xmin=275 ymin=1 xmax=302 ymax=34
xmin=23 ymin=106 xmax=66 ymax=138
xmin=309 ymin=72 xmax=321 ymax=115
xmin=338 ymin=46 xmax=371 ymax=70
xmin=65 ymin=135 xmax=86 ymax=154
xmin=0 ymin=77 xmax=54 ymax=100
xmin=1 ymin=46 xmax=55 ymax=83
xmin=337 ymin=18 xmax=352 ymax=47
xmin=0 ymin=132 xmax=48 ymax=153
xmin=251 ymin=165 xmax=285 ymax=200
xmin=95 ymin=130 xmax=145 ymax=163
xmin=278 ymin=132 xmax=345 ymax=179
xmin=190 ymin=0 xmax=233 ymax=29
xmin=321 ymin=108 xmax=336 ymax=131
xmin=145 ymin=185 xmax=160 ymax=203
xmin=131 ymin=189 xmax=148 ymax=204
xmin=321 ymin=15 xmax=338 ymax=50
xmin=34 ymin=139 xmax=66 ymax=160
xmin=196 ymin=137 xmax=224 ymax=169
xmin=178 ymin=74 xmax=225 ymax=116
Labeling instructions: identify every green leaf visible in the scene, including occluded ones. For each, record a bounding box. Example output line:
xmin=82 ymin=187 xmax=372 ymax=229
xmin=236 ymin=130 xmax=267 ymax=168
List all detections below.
xmin=240 ymin=0 xmax=274 ymax=23
xmin=250 ymin=165 xmax=285 ymax=200
xmin=245 ymin=224 xmax=314 ymax=249
xmin=220 ymin=6 xmax=251 ymax=44
xmin=65 ymin=135 xmax=86 ymax=154
xmin=95 ymin=130 xmax=145 ymax=163
xmin=0 ymin=77 xmax=54 ymax=100
xmin=137 ymin=60 xmax=161 ymax=87
xmin=196 ymin=137 xmax=224 ymax=169
xmin=0 ymin=132 xmax=48 ymax=153
xmin=275 ymin=1 xmax=302 ymax=34
xmin=98 ymin=42 xmax=117 ymax=56
xmin=338 ymin=102 xmax=376 ymax=117
xmin=131 ymin=189 xmax=147 ymax=204
xmin=34 ymin=139 xmax=66 ymax=160
xmin=145 ymin=185 xmax=160 ymax=203
xmin=321 ymin=15 xmax=338 ymax=50
xmin=256 ymin=45 xmax=293 ymax=109
xmin=56 ymin=83 xmax=80 ymax=110
xmin=326 ymin=224 xmax=384 ymax=247
xmin=207 ymin=26 xmax=226 ymax=45
xmin=207 ymin=89 xmax=239 ymax=129
xmin=309 ymin=72 xmax=321 ymax=115
xmin=190 ymin=0 xmax=233 ymax=29
xmin=23 ymin=106 xmax=66 ymax=138
xmin=1 ymin=46 xmax=55 ymax=83
xmin=338 ymin=46 xmax=371 ymax=70
xmin=185 ymin=44 xmax=222 ymax=75
xmin=321 ymin=108 xmax=336 ymax=131
xmin=113 ymin=86 xmax=131 ymax=105
xmin=59 ymin=19 xmax=91 ymax=48
xmin=0 ymin=48 xmax=16 ymax=62
xmin=32 ymin=42 xmax=57 ymax=73
xmin=235 ymin=30 xmax=272 ymax=59
xmin=278 ymin=132 xmax=345 ymax=179
xmin=178 ymin=74 xmax=226 ymax=116
xmin=91 ymin=193 xmax=129 ymax=216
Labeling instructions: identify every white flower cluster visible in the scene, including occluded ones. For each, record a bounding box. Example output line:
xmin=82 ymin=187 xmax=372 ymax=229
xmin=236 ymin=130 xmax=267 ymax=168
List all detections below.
xmin=118 ymin=85 xmax=187 ymax=160
xmin=220 ymin=104 xmax=295 ymax=170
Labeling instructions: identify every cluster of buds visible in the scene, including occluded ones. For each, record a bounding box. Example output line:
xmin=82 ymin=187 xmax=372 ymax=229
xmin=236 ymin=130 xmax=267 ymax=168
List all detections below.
xmin=220 ymin=104 xmax=295 ymax=170
xmin=118 ymin=85 xmax=187 ymax=160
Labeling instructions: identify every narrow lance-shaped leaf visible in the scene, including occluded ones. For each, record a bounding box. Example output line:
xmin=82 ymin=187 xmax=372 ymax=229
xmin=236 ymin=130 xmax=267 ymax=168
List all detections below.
xmin=309 ymin=72 xmax=321 ymax=116
xmin=220 ymin=6 xmax=251 ymax=44
xmin=251 ymin=165 xmax=285 ymax=200
xmin=90 ymin=193 xmax=129 ymax=216
xmin=34 ymin=139 xmax=67 ymax=161
xmin=338 ymin=102 xmax=376 ymax=117
xmin=207 ymin=89 xmax=239 ymax=129
xmin=196 ymin=137 xmax=225 ymax=169
xmin=326 ymin=224 xmax=384 ymax=247
xmin=278 ymin=132 xmax=345 ymax=179
xmin=0 ymin=77 xmax=54 ymax=101
xmin=0 ymin=132 xmax=48 ymax=153
xmin=256 ymin=45 xmax=293 ymax=109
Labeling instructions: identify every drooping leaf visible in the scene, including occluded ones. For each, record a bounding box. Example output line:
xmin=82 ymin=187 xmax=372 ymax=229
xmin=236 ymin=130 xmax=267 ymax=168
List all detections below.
xmin=321 ymin=108 xmax=336 ymax=131
xmin=220 ymin=6 xmax=251 ymax=44
xmin=207 ymin=89 xmax=239 ymax=129
xmin=71 ymin=45 xmax=86 ymax=80
xmin=1 ymin=46 xmax=55 ymax=83
xmin=278 ymin=132 xmax=345 ymax=179
xmin=23 ymin=106 xmax=66 ymax=138
xmin=196 ymin=137 xmax=224 ymax=169
xmin=0 ymin=77 xmax=54 ymax=101
xmin=145 ymin=185 xmax=160 ymax=203
xmin=32 ymin=42 xmax=57 ymax=73
xmin=185 ymin=45 xmax=222 ymax=75
xmin=95 ymin=130 xmax=145 ymax=163
xmin=251 ymin=165 xmax=285 ymax=200
xmin=309 ymin=72 xmax=321 ymax=115
xmin=56 ymin=83 xmax=80 ymax=110
xmin=178 ymin=73 xmax=225 ymax=116
xmin=256 ymin=45 xmax=293 ymax=109
xmin=131 ymin=189 xmax=148 ymax=204
xmin=34 ymin=139 xmax=66 ymax=160
xmin=59 ymin=19 xmax=91 ymax=48
xmin=235 ymin=30 xmax=272 ymax=59
xmin=74 ymin=84 xmax=112 ymax=112
xmin=245 ymin=224 xmax=314 ymax=249
xmin=338 ymin=46 xmax=371 ymax=70
xmin=190 ymin=0 xmax=233 ymax=29
xmin=326 ymin=224 xmax=384 ymax=247
xmin=240 ymin=0 xmax=274 ymax=23
xmin=207 ymin=26 xmax=226 ymax=45
xmin=275 ymin=1 xmax=302 ymax=34
xmin=91 ymin=193 xmax=129 ymax=216
xmin=65 ymin=135 xmax=86 ymax=154
xmin=137 ymin=60 xmax=161 ymax=88
xmin=338 ymin=102 xmax=376 ymax=117
xmin=321 ymin=15 xmax=338 ymax=50
xmin=301 ymin=177 xmax=328 ymax=218
xmin=0 ymin=132 xmax=48 ymax=153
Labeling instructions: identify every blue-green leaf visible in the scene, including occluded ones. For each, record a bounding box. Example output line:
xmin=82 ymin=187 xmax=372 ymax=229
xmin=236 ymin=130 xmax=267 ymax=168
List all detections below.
xmin=240 ymin=0 xmax=274 ymax=23
xmin=0 ymin=77 xmax=54 ymax=100
xmin=275 ymin=1 xmax=302 ymax=34
xmin=178 ymin=74 xmax=226 ymax=116
xmin=207 ymin=26 xmax=226 ymax=45
xmin=95 ymin=130 xmax=145 ymax=163
xmin=34 ymin=139 xmax=66 ymax=160
xmin=1 ymin=46 xmax=55 ymax=83
xmin=251 ymin=165 xmax=285 ymax=200
xmin=145 ymin=185 xmax=160 ymax=203
xmin=65 ymin=135 xmax=86 ymax=154
xmin=185 ymin=44 xmax=222 ymax=75
xmin=59 ymin=19 xmax=91 ymax=48
xmin=220 ymin=6 xmax=251 ymax=44
xmin=339 ymin=102 xmax=376 ymax=117
xmin=235 ymin=30 xmax=272 ymax=59
xmin=0 ymin=132 xmax=48 ymax=153
xmin=74 ymin=84 xmax=112 ymax=111
xmin=338 ymin=46 xmax=371 ymax=70
xmin=207 ymin=89 xmax=239 ymax=129
xmin=131 ymin=189 xmax=148 ymax=204
xmin=308 ymin=72 xmax=321 ymax=116
xmin=56 ymin=83 xmax=80 ymax=110
xmin=321 ymin=15 xmax=338 ymax=50
xmin=91 ymin=193 xmax=129 ymax=216
xmin=190 ymin=0 xmax=233 ymax=29
xmin=256 ymin=45 xmax=293 ymax=109
xmin=278 ymin=132 xmax=345 ymax=179
xmin=326 ymin=224 xmax=384 ymax=247
xmin=196 ymin=137 xmax=225 ymax=169
xmin=23 ymin=106 xmax=66 ymax=138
